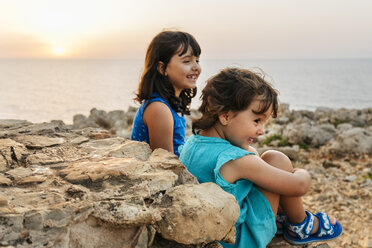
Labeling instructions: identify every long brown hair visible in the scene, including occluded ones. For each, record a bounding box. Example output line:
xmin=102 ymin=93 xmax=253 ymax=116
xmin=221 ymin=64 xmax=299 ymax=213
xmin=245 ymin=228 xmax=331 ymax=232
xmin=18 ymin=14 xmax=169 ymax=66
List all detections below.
xmin=192 ymin=67 xmax=279 ymax=134
xmin=135 ymin=30 xmax=201 ymax=114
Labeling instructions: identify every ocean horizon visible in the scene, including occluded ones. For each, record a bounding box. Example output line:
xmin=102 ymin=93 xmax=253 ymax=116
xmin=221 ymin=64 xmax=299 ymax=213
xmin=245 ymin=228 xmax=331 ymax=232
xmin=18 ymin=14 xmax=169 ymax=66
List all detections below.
xmin=1 ymin=58 xmax=371 ymax=124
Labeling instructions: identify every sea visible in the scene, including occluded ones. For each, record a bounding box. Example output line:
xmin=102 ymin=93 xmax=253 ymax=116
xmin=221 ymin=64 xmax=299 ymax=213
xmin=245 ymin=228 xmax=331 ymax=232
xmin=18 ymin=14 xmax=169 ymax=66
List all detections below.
xmin=1 ymin=59 xmax=371 ymax=124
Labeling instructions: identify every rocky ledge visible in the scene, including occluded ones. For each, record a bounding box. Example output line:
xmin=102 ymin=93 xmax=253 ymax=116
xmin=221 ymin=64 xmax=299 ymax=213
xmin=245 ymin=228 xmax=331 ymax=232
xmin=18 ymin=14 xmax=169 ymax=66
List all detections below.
xmin=1 ymin=104 xmax=371 ymax=248
xmin=0 ymin=120 xmax=239 ymax=248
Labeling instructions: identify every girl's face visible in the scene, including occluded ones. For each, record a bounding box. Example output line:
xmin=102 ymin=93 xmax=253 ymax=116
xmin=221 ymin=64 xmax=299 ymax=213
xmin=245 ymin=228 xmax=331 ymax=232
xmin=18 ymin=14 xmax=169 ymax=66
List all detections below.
xmin=164 ymin=46 xmax=201 ymax=96
xmin=221 ymin=99 xmax=272 ymax=149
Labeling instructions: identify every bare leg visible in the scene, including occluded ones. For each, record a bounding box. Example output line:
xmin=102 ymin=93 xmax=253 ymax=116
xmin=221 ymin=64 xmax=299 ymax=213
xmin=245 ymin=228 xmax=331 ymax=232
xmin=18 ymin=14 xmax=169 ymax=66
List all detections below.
xmin=260 ymin=150 xmax=308 ymax=224
xmin=258 ymin=150 xmax=326 ymax=236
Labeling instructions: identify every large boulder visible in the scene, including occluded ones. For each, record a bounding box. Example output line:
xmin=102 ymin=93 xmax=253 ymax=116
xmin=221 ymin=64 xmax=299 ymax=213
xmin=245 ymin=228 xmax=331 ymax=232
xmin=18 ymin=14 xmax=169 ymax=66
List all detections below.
xmin=322 ymin=127 xmax=372 ymax=156
xmin=282 ymin=122 xmax=336 ymax=147
xmin=0 ymin=120 xmax=239 ymax=248
xmin=156 ymin=183 xmax=239 ymax=245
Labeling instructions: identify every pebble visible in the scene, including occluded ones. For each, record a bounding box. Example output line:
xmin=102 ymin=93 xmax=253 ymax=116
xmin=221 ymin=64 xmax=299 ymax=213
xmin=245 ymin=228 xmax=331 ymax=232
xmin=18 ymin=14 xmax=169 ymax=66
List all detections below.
xmin=344 ymin=175 xmax=357 ymax=182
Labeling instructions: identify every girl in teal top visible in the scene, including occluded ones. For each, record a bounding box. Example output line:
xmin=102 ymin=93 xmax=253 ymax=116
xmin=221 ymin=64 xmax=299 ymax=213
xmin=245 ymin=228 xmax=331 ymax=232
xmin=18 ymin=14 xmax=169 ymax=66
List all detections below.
xmin=179 ymin=68 xmax=342 ymax=247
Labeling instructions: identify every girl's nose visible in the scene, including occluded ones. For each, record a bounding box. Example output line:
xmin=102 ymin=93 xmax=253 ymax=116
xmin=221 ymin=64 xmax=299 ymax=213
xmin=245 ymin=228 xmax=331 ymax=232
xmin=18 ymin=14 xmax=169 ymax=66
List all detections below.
xmin=257 ymin=125 xmax=264 ymax=135
xmin=192 ymin=62 xmax=201 ymax=71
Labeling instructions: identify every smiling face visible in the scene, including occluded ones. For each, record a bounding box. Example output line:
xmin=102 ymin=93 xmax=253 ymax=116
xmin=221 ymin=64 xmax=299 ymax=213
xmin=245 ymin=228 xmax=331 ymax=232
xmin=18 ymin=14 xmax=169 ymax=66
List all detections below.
xmin=221 ymin=99 xmax=273 ymax=149
xmin=163 ymin=46 xmax=201 ymax=96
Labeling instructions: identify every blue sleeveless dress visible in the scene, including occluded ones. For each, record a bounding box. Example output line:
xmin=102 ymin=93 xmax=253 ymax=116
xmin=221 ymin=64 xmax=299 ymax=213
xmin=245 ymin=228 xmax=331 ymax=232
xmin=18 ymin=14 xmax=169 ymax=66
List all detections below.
xmin=179 ymin=134 xmax=276 ymax=248
xmin=131 ymin=93 xmax=186 ymax=157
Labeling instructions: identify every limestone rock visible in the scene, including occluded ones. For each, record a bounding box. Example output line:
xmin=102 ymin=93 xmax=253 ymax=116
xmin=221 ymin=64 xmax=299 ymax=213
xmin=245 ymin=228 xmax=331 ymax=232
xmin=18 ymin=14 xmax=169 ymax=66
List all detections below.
xmin=0 ymin=175 xmax=12 ymax=186
xmin=323 ymin=127 xmax=372 ymax=156
xmin=79 ymin=136 xmax=126 ymax=157
xmin=157 ymin=183 xmax=240 ymax=245
xmin=0 ymin=138 xmax=29 ymax=171
xmin=73 ymin=114 xmax=99 ymax=129
xmin=73 ymin=108 xmax=132 ymax=138
xmin=13 ymin=135 xmax=65 ymax=149
xmin=0 ymin=121 xmax=67 ymax=138
xmin=283 ymin=122 xmax=336 ymax=147
xmin=108 ymin=140 xmax=152 ymax=161
xmin=148 ymin=148 xmax=198 ymax=185
xmin=92 ymin=200 xmax=162 ymax=225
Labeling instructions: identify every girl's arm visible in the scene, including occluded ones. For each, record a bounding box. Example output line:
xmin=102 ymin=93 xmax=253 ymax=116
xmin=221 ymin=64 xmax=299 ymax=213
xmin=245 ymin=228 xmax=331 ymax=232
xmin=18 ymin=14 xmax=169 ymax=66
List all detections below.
xmin=143 ymin=101 xmax=174 ymax=153
xmin=219 ymin=155 xmax=311 ymax=197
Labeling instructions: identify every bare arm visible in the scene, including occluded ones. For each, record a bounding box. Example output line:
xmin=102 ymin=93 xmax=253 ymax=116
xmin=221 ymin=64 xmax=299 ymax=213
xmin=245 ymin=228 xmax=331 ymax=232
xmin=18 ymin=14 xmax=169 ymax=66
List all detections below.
xmin=143 ymin=102 xmax=174 ymax=153
xmin=219 ymin=155 xmax=311 ymax=197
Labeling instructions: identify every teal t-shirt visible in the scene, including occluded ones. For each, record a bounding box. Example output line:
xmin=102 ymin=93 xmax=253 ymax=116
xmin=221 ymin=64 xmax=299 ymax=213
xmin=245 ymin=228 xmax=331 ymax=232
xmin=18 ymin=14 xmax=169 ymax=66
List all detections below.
xmin=179 ymin=134 xmax=276 ymax=248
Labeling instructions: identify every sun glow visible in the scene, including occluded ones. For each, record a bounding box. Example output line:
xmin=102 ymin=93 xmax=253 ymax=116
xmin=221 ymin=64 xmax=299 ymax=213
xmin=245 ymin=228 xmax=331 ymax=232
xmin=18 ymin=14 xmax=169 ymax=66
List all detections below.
xmin=53 ymin=46 xmax=66 ymax=56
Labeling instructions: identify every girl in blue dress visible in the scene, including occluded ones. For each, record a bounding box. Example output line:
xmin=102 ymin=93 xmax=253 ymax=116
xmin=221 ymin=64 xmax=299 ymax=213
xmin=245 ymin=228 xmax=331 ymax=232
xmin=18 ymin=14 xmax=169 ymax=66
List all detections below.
xmin=179 ymin=67 xmax=342 ymax=247
xmin=131 ymin=31 xmax=201 ymax=156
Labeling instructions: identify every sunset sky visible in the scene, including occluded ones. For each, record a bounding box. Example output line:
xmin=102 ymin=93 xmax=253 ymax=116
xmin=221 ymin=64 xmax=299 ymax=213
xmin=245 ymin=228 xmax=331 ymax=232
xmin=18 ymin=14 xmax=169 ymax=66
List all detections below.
xmin=1 ymin=0 xmax=371 ymax=59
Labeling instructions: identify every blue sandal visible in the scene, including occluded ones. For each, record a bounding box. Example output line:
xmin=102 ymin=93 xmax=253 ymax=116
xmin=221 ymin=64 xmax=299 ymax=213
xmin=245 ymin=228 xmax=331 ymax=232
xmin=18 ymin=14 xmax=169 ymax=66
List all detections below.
xmin=283 ymin=210 xmax=343 ymax=245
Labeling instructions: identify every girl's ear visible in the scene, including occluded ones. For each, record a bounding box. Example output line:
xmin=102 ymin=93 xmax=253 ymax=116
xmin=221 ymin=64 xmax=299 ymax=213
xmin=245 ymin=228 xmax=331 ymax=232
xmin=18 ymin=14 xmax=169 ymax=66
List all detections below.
xmin=218 ymin=112 xmax=230 ymax=126
xmin=157 ymin=62 xmax=167 ymax=76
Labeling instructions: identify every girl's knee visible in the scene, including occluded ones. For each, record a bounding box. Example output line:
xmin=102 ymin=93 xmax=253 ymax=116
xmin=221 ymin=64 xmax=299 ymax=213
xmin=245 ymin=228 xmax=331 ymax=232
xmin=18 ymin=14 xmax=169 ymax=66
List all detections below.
xmin=261 ymin=150 xmax=293 ymax=172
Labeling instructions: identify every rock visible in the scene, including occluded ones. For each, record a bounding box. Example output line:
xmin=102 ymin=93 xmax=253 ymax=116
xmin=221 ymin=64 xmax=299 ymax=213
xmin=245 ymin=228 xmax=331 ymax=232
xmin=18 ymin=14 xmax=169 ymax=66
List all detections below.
xmin=148 ymin=149 xmax=198 ymax=185
xmin=68 ymin=221 xmax=141 ymax=248
xmin=283 ymin=123 xmax=336 ymax=147
xmin=12 ymin=135 xmax=65 ymax=149
xmin=0 ymin=139 xmax=238 ymax=248
xmin=6 ymin=167 xmax=34 ymax=180
xmin=92 ymin=200 xmax=162 ymax=226
xmin=344 ymin=175 xmax=357 ymax=182
xmin=26 ymin=152 xmax=64 ymax=165
xmin=0 ymin=196 xmax=8 ymax=207
xmin=323 ymin=127 xmax=372 ymax=156
xmin=73 ymin=114 xmax=99 ymax=129
xmin=330 ymin=108 xmax=368 ymax=127
xmin=361 ymin=236 xmax=372 ymax=248
xmin=87 ymin=130 xmax=112 ymax=140
xmin=79 ymin=136 xmax=126 ymax=157
xmin=0 ymin=175 xmax=12 ymax=186
xmin=0 ymin=138 xmax=29 ymax=171
xmin=0 ymin=119 xmax=32 ymax=129
xmin=73 ymin=108 xmax=133 ymax=139
xmin=0 ymin=121 xmax=67 ymax=138
xmin=322 ymin=160 xmax=341 ymax=169
xmin=337 ymin=123 xmax=353 ymax=133
xmin=16 ymin=175 xmax=47 ymax=185
xmin=157 ymin=183 xmax=240 ymax=245
xmin=108 ymin=140 xmax=152 ymax=161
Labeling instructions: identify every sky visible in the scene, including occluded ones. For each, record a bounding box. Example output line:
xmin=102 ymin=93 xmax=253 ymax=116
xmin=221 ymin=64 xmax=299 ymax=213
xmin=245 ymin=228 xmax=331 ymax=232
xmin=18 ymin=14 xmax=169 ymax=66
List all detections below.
xmin=1 ymin=0 xmax=372 ymax=59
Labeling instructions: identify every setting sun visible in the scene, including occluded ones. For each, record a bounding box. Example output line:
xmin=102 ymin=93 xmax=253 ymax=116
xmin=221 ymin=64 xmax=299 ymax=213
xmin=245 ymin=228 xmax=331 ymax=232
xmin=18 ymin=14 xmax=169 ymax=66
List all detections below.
xmin=53 ymin=46 xmax=66 ymax=56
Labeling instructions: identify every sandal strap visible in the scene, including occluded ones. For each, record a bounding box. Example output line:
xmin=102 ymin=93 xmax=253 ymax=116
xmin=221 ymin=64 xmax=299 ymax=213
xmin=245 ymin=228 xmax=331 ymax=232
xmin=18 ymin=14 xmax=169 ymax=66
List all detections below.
xmin=286 ymin=210 xmax=315 ymax=239
xmin=314 ymin=212 xmax=335 ymax=237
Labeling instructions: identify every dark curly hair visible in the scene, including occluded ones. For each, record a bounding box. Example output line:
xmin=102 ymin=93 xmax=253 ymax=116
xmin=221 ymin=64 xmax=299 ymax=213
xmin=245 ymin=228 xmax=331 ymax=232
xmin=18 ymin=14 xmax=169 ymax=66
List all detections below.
xmin=192 ymin=67 xmax=279 ymax=134
xmin=135 ymin=30 xmax=201 ymax=114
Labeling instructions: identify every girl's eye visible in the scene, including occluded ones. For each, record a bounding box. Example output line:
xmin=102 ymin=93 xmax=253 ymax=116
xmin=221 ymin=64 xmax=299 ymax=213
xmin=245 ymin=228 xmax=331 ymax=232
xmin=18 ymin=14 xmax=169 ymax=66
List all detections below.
xmin=254 ymin=119 xmax=260 ymax=123
xmin=196 ymin=60 xmax=200 ymax=63
xmin=183 ymin=60 xmax=190 ymax=63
